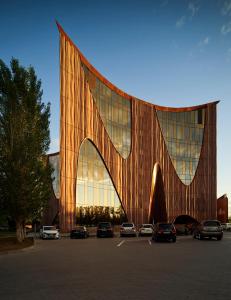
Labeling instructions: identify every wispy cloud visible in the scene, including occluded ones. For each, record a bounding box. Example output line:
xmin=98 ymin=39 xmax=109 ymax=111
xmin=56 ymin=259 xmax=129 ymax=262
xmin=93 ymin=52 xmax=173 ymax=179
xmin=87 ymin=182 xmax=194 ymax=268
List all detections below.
xmin=198 ymin=36 xmax=210 ymax=52
xmin=199 ymin=36 xmax=210 ymax=47
xmin=176 ymin=16 xmax=186 ymax=28
xmin=221 ymin=0 xmax=231 ymax=16
xmin=176 ymin=2 xmax=199 ymax=29
xmin=221 ymin=22 xmax=231 ymax=35
xmin=188 ymin=2 xmax=200 ymax=17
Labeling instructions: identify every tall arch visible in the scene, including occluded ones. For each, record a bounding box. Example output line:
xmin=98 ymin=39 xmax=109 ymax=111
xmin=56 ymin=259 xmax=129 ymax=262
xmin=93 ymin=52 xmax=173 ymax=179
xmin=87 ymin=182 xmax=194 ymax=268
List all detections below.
xmin=76 ymin=138 xmax=126 ymax=219
xmin=148 ymin=163 xmax=167 ymax=224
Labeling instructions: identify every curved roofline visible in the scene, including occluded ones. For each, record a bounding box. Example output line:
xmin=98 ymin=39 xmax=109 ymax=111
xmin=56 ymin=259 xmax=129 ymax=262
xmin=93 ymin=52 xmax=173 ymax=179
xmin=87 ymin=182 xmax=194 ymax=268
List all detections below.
xmin=56 ymin=21 xmax=220 ymax=112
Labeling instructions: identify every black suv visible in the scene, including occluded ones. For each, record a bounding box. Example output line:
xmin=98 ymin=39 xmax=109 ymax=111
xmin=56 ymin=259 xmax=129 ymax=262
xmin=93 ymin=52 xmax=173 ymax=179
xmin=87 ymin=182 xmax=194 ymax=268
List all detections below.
xmin=152 ymin=223 xmax=176 ymax=242
xmin=97 ymin=222 xmax=114 ymax=238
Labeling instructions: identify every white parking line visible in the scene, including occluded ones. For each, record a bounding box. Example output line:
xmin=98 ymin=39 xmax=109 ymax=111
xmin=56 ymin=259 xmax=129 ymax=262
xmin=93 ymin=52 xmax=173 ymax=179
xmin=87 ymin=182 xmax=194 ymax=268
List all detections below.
xmin=148 ymin=239 xmax=152 ymax=246
xmin=117 ymin=240 xmax=125 ymax=247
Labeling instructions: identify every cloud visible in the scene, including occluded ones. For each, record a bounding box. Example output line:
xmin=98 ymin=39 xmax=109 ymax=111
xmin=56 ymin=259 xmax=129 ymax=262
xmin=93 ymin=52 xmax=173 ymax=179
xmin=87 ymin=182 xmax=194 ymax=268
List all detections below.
xmin=221 ymin=22 xmax=231 ymax=35
xmin=221 ymin=0 xmax=231 ymax=16
xmin=176 ymin=16 xmax=186 ymax=28
xmin=199 ymin=36 xmax=210 ymax=46
xmin=198 ymin=37 xmax=210 ymax=52
xmin=176 ymin=2 xmax=199 ymax=29
xmin=188 ymin=2 xmax=199 ymax=17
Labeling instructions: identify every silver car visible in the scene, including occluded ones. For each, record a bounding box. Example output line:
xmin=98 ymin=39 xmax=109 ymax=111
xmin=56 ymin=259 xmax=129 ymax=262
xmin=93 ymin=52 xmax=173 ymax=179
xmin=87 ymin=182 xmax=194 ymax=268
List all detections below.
xmin=193 ymin=220 xmax=223 ymax=240
xmin=120 ymin=222 xmax=136 ymax=237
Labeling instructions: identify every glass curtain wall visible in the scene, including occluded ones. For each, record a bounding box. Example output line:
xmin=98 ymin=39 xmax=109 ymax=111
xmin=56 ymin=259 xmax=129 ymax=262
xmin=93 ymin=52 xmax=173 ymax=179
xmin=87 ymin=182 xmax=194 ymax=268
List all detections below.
xmin=156 ymin=109 xmax=205 ymax=185
xmin=76 ymin=139 xmax=125 ymax=222
xmin=82 ymin=64 xmax=131 ymax=159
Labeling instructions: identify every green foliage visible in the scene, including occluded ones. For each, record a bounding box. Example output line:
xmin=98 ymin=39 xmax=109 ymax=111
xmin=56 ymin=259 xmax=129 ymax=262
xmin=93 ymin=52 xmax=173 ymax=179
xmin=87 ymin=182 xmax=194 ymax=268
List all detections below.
xmin=0 ymin=58 xmax=52 ymax=239
xmin=76 ymin=206 xmax=127 ymax=225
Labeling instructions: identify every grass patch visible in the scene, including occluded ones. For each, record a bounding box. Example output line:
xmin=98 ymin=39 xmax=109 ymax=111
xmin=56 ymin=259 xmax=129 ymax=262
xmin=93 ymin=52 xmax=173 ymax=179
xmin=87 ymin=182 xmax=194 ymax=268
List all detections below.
xmin=0 ymin=231 xmax=16 ymax=238
xmin=0 ymin=237 xmax=34 ymax=253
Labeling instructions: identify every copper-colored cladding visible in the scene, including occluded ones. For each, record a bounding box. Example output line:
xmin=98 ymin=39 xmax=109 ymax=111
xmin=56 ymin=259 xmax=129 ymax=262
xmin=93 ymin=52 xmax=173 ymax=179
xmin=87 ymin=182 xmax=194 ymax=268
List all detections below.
xmin=217 ymin=194 xmax=228 ymax=223
xmin=57 ymin=23 xmax=218 ymax=232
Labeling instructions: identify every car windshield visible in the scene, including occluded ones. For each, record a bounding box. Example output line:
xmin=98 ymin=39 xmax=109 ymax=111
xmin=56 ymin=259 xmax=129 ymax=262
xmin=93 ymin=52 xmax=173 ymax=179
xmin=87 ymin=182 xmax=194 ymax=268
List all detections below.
xmin=142 ymin=224 xmax=152 ymax=228
xmin=44 ymin=226 xmax=56 ymax=231
xmin=98 ymin=223 xmax=111 ymax=228
xmin=203 ymin=221 xmax=220 ymax=227
xmin=122 ymin=223 xmax=134 ymax=227
xmin=158 ymin=224 xmax=173 ymax=229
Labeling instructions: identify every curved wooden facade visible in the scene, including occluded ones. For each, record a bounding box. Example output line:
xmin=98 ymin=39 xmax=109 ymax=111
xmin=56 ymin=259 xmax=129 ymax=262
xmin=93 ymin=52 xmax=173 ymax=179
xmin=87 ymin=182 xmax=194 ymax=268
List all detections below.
xmin=57 ymin=23 xmax=218 ymax=232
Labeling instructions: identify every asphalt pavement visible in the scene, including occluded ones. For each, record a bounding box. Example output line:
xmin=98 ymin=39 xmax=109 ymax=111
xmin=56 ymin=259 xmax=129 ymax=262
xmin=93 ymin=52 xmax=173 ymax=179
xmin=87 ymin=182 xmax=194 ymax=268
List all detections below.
xmin=0 ymin=233 xmax=231 ymax=300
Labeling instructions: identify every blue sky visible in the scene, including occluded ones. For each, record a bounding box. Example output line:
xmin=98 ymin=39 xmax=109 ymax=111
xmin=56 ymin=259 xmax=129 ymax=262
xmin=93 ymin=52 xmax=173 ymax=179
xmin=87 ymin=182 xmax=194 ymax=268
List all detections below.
xmin=0 ymin=0 xmax=230 ymax=214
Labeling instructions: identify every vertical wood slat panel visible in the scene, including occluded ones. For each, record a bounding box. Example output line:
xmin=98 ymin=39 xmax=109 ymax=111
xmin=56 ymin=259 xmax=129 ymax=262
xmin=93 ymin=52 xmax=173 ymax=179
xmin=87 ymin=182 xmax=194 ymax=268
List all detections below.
xmin=58 ymin=28 xmax=217 ymax=231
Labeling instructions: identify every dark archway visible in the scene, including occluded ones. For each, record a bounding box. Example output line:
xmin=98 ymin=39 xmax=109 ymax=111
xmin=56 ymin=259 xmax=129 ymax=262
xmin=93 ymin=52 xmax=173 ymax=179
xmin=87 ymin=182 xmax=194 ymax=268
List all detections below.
xmin=174 ymin=215 xmax=199 ymax=234
xmin=148 ymin=163 xmax=167 ymax=224
xmin=174 ymin=215 xmax=198 ymax=225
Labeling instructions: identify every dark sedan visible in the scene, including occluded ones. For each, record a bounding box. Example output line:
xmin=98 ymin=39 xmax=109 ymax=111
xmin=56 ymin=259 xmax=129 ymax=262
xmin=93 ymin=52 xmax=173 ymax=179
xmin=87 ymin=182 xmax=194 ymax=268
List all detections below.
xmin=70 ymin=226 xmax=89 ymax=239
xmin=152 ymin=223 xmax=176 ymax=242
xmin=97 ymin=222 xmax=114 ymax=238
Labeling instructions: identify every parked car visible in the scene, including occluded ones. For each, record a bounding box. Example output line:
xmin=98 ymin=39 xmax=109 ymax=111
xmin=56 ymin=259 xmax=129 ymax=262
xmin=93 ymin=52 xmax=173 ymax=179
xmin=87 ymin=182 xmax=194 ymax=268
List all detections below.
xmin=40 ymin=226 xmax=60 ymax=239
xmin=193 ymin=220 xmax=223 ymax=240
xmin=138 ymin=224 xmax=153 ymax=236
xmin=152 ymin=223 xmax=176 ymax=242
xmin=97 ymin=222 xmax=114 ymax=238
xmin=120 ymin=222 xmax=136 ymax=237
xmin=70 ymin=226 xmax=89 ymax=239
xmin=221 ymin=223 xmax=231 ymax=231
xmin=174 ymin=224 xmax=189 ymax=235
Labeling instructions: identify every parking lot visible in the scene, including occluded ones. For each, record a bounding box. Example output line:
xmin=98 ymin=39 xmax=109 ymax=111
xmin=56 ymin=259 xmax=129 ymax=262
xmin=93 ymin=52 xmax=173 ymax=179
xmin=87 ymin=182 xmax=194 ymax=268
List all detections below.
xmin=1 ymin=233 xmax=231 ymax=300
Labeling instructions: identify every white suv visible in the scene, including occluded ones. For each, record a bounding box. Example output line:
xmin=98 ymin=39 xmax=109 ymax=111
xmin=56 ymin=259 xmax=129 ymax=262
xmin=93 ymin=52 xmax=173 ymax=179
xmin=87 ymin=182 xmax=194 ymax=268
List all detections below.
xmin=40 ymin=226 xmax=60 ymax=239
xmin=120 ymin=222 xmax=136 ymax=237
xmin=138 ymin=224 xmax=154 ymax=236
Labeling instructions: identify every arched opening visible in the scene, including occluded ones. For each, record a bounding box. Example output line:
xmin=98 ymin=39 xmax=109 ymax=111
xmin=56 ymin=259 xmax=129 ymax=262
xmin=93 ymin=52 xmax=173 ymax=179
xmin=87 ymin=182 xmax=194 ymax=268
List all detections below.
xmin=174 ymin=215 xmax=199 ymax=235
xmin=76 ymin=139 xmax=127 ymax=225
xmin=148 ymin=163 xmax=167 ymax=224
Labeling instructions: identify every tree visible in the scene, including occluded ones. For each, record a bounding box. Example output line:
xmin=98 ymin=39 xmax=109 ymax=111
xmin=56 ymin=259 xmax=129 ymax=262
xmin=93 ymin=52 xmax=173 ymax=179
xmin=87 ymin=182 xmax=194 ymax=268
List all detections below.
xmin=0 ymin=58 xmax=52 ymax=242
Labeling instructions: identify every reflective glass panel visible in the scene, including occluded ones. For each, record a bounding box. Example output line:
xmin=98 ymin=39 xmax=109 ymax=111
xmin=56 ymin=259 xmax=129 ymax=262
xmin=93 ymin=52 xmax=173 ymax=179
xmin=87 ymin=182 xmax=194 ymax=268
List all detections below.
xmin=82 ymin=64 xmax=131 ymax=159
xmin=76 ymin=139 xmax=125 ymax=214
xmin=156 ymin=109 xmax=205 ymax=185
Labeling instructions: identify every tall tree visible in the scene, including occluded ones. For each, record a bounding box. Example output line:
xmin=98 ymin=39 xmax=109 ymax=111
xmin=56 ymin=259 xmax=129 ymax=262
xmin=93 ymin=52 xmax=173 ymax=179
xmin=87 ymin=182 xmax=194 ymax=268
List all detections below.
xmin=0 ymin=58 xmax=52 ymax=242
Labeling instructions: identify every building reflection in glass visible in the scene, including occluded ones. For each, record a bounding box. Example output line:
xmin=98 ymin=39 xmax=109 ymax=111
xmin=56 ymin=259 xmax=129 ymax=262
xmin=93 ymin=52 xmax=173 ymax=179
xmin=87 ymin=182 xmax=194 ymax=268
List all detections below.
xmin=76 ymin=139 xmax=124 ymax=211
xmin=82 ymin=64 xmax=131 ymax=159
xmin=156 ymin=109 xmax=205 ymax=185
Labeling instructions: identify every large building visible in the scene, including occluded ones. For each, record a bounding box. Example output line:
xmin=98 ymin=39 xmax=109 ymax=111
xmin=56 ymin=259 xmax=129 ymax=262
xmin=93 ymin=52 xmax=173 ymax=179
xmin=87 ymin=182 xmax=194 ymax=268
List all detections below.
xmin=47 ymin=23 xmax=219 ymax=232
